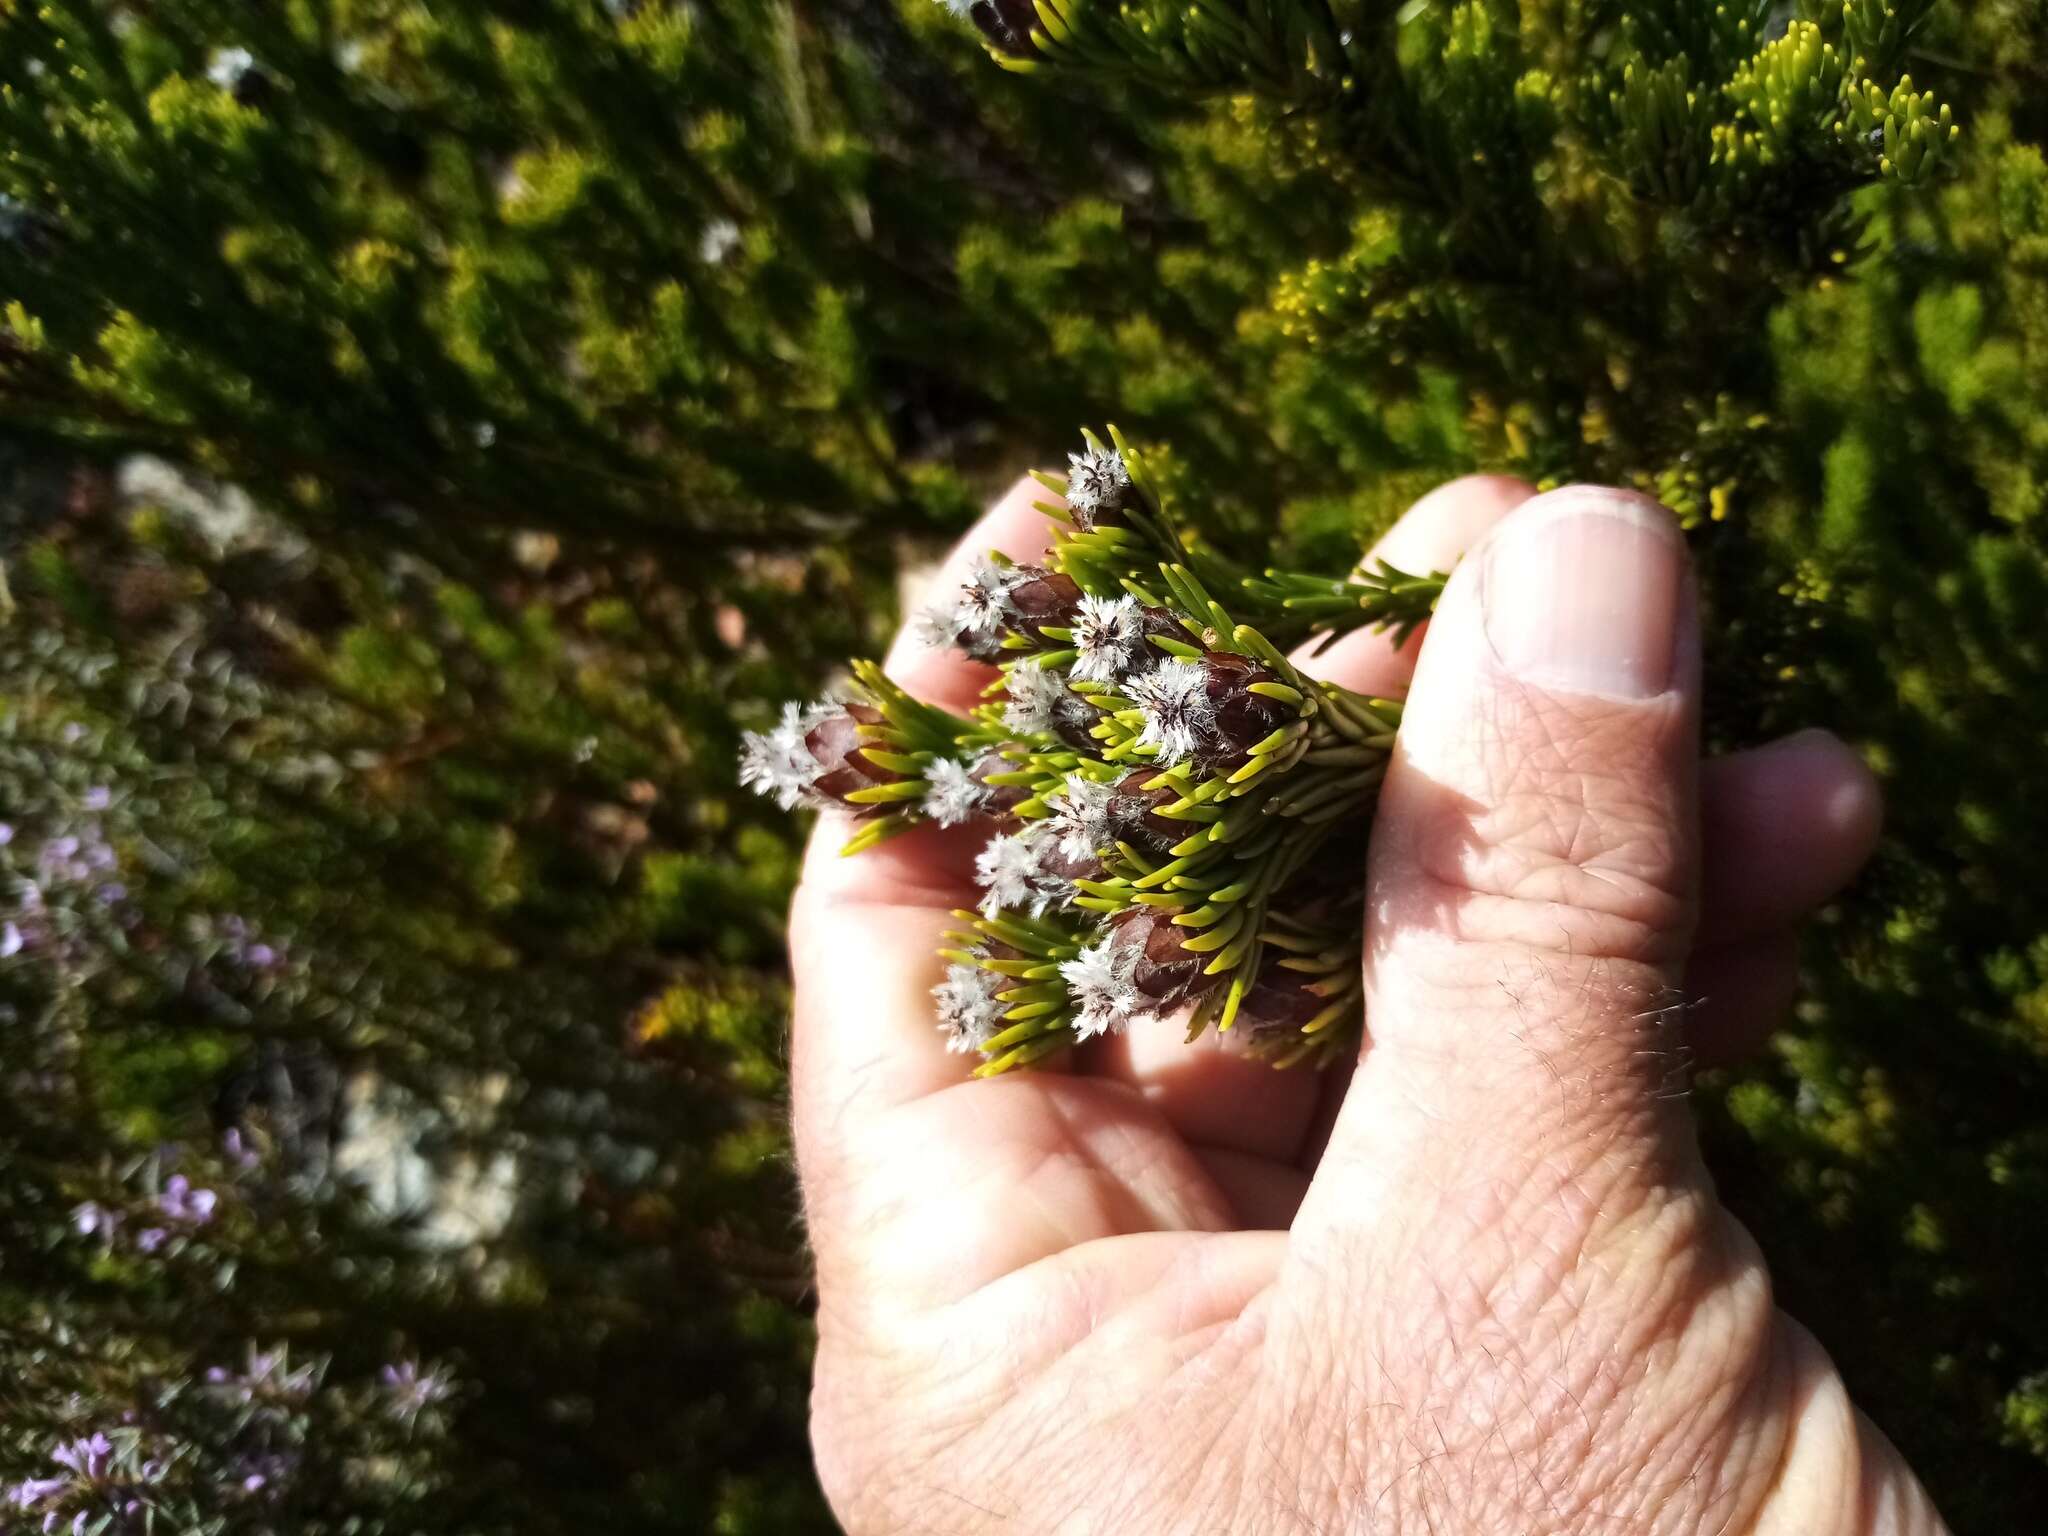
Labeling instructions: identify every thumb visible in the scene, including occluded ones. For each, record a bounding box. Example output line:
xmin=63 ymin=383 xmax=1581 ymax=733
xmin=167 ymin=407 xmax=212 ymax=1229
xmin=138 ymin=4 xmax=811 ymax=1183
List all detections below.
xmin=1277 ymin=492 xmax=1948 ymax=1536
xmin=1301 ymin=486 xmax=1703 ymax=1231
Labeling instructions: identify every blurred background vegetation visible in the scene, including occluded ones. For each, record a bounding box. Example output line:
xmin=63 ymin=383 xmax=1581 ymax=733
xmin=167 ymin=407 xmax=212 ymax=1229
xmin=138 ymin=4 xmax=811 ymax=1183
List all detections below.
xmin=1 ymin=0 xmax=2046 ymax=1529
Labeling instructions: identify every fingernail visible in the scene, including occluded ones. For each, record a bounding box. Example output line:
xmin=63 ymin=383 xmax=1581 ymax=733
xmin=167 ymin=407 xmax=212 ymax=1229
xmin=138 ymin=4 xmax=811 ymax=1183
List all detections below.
xmin=1482 ymin=490 xmax=1684 ymax=698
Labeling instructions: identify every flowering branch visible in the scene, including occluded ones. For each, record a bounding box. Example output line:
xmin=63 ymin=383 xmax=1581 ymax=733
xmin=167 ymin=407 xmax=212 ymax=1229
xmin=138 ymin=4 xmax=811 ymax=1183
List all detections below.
xmin=740 ymin=429 xmax=1436 ymax=1073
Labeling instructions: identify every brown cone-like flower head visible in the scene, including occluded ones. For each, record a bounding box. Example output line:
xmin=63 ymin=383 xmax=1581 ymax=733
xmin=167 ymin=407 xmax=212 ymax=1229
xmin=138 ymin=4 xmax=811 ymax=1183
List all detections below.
xmin=741 ymin=700 xmax=904 ymax=814
xmin=1039 ymin=837 xmax=1103 ymax=887
xmin=1063 ymin=446 xmax=1136 ymax=532
xmin=1003 ymin=566 xmax=1085 ymax=647
xmin=936 ymin=562 xmax=1083 ymax=664
xmin=1237 ymin=961 xmax=1330 ymax=1038
xmin=1130 ymin=653 xmax=1295 ymax=774
xmin=1108 ymin=768 xmax=1190 ymax=852
xmin=1070 ymin=595 xmax=1188 ymax=686
xmin=1002 ymin=659 xmax=1100 ymax=750
xmin=1109 ymin=905 xmax=1221 ymax=1012
xmin=1204 ymin=654 xmax=1293 ymax=773
xmin=804 ymin=702 xmax=902 ymax=807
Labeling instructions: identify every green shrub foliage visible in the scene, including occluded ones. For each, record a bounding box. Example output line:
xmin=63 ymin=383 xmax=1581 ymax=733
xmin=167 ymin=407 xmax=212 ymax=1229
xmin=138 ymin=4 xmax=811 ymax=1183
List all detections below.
xmin=1 ymin=0 xmax=2046 ymax=1527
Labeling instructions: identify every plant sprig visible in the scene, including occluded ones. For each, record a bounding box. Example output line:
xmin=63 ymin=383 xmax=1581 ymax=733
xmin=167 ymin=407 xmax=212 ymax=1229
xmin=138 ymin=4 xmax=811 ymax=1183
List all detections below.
xmin=741 ymin=430 xmax=1439 ymax=1072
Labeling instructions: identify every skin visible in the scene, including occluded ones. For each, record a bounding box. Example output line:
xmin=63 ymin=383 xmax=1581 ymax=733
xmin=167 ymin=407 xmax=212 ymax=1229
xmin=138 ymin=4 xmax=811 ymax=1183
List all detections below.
xmin=790 ymin=476 xmax=1948 ymax=1536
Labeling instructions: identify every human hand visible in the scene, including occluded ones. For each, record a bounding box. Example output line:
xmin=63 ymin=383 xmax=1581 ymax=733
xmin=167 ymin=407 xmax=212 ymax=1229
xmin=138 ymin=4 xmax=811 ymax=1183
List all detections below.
xmin=790 ymin=476 xmax=1946 ymax=1534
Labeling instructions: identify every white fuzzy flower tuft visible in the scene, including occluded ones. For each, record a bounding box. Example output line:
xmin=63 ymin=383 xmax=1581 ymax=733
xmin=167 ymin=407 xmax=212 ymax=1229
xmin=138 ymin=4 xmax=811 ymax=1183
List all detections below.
xmin=1127 ymin=658 xmax=1212 ymax=766
xmin=914 ymin=602 xmax=964 ymax=651
xmin=737 ymin=701 xmax=833 ymax=810
xmin=1045 ymin=774 xmax=1121 ymax=864
xmin=1002 ymin=658 xmax=1091 ymax=740
xmin=934 ymin=0 xmax=978 ymax=15
xmin=1064 ymin=447 xmax=1131 ymax=529
xmin=1060 ymin=939 xmax=1146 ymax=1040
xmin=953 ymin=556 xmax=1024 ymax=650
xmin=933 ymin=961 xmax=1008 ymax=1054
xmin=921 ymin=757 xmax=990 ymax=828
xmin=973 ymin=823 xmax=1073 ymax=918
xmin=1069 ymin=594 xmax=1148 ymax=685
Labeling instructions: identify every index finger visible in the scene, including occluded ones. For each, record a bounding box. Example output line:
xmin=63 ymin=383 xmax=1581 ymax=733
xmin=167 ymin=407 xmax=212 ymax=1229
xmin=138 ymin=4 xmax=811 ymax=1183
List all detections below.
xmin=1295 ymin=474 xmax=1535 ymax=694
xmin=789 ymin=477 xmax=1063 ymax=1130
xmin=881 ymin=476 xmax=1063 ymax=713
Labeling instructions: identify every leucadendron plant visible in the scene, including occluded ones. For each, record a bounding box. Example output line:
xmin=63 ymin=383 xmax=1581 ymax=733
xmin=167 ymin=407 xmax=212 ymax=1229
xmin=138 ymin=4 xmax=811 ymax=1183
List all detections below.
xmin=742 ymin=431 xmax=1443 ymax=1071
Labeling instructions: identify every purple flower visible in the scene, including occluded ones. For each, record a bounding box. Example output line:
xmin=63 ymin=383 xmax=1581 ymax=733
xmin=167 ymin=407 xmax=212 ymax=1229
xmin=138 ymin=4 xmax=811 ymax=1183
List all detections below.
xmin=0 ymin=922 xmax=21 ymax=959
xmin=0 ymin=822 xmax=13 ymax=845
xmin=81 ymin=787 xmax=111 ymax=811
xmin=205 ymin=1345 xmax=317 ymax=1408
xmin=49 ymin=1434 xmax=112 ymax=1481
xmin=381 ymin=1359 xmax=454 ymax=1419
xmin=222 ymin=1128 xmax=260 ymax=1171
xmin=71 ymin=1202 xmax=119 ymax=1239
xmin=205 ymin=915 xmax=288 ymax=974
xmin=31 ymin=824 xmax=121 ymax=894
xmin=157 ymin=1174 xmax=217 ymax=1225
xmin=6 ymin=1476 xmax=65 ymax=1509
xmin=6 ymin=1428 xmax=160 ymax=1532
xmin=229 ymin=1449 xmax=297 ymax=1498
xmin=134 ymin=1227 xmax=168 ymax=1254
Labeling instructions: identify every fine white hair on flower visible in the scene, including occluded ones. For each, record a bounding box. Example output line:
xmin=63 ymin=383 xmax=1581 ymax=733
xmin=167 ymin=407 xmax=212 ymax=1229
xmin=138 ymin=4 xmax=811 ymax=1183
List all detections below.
xmin=737 ymin=701 xmax=832 ymax=810
xmin=1002 ymin=657 xmax=1089 ymax=739
xmin=973 ymin=822 xmax=1070 ymax=918
xmin=1069 ymin=593 xmax=1147 ymax=685
xmin=1046 ymin=773 xmax=1121 ymax=863
xmin=953 ymin=555 xmax=1024 ymax=647
xmin=1064 ymin=447 xmax=1130 ymax=526
xmin=1060 ymin=939 xmax=1145 ymax=1041
xmin=934 ymin=0 xmax=977 ymax=16
xmin=921 ymin=757 xmax=990 ymax=828
xmin=913 ymin=602 xmax=964 ymax=651
xmin=1127 ymin=657 xmax=1212 ymax=766
xmin=933 ymin=961 xmax=1008 ymax=1054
